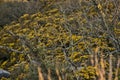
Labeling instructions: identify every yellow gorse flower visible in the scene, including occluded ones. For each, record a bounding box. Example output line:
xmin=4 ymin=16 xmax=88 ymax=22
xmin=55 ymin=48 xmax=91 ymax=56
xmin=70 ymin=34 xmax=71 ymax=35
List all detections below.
xmin=98 ymin=4 xmax=102 ymax=10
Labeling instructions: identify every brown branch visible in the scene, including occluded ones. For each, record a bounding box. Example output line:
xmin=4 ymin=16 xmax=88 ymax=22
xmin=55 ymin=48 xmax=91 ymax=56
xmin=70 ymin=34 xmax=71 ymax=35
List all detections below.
xmin=38 ymin=66 xmax=44 ymax=80
xmin=108 ymin=54 xmax=113 ymax=80
xmin=114 ymin=56 xmax=120 ymax=80
xmin=56 ymin=67 xmax=62 ymax=80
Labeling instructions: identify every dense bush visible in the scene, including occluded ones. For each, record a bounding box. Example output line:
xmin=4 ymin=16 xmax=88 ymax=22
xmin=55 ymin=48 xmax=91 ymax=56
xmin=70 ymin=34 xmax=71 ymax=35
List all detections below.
xmin=0 ymin=0 xmax=120 ymax=80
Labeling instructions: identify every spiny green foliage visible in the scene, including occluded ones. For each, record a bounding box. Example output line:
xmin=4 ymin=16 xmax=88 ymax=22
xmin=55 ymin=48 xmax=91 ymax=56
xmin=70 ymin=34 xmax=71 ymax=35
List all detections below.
xmin=0 ymin=0 xmax=120 ymax=80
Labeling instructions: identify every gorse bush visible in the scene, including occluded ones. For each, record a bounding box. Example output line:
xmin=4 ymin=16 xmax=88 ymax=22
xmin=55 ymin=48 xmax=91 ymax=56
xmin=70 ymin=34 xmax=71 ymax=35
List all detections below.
xmin=0 ymin=0 xmax=120 ymax=80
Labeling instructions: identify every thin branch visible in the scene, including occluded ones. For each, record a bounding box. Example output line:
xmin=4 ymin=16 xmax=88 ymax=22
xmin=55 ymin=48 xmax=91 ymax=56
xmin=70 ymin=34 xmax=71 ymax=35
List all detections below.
xmin=6 ymin=30 xmax=35 ymax=54
xmin=62 ymin=47 xmax=77 ymax=69
xmin=0 ymin=45 xmax=23 ymax=54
